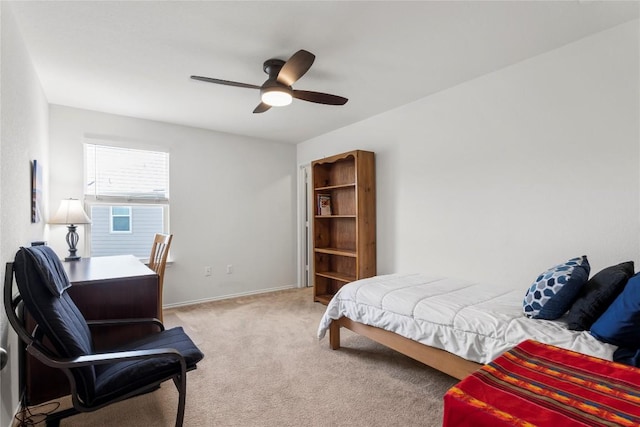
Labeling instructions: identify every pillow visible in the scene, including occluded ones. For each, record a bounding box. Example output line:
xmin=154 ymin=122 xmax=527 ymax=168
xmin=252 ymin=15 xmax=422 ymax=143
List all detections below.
xmin=613 ymin=347 xmax=640 ymax=368
xmin=566 ymin=261 xmax=634 ymax=331
xmin=591 ymin=273 xmax=640 ymax=348
xmin=523 ymin=255 xmax=590 ymax=320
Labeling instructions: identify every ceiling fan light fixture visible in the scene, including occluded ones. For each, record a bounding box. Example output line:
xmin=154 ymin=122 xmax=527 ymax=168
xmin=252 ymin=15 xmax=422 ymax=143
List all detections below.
xmin=261 ymin=87 xmax=293 ymax=107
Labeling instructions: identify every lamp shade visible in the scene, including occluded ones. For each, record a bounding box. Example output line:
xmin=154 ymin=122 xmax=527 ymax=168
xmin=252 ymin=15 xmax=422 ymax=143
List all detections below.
xmin=49 ymin=199 xmax=91 ymax=225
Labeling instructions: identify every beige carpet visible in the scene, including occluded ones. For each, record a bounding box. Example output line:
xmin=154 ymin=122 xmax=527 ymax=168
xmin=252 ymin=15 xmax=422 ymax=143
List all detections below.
xmin=45 ymin=288 xmax=457 ymax=426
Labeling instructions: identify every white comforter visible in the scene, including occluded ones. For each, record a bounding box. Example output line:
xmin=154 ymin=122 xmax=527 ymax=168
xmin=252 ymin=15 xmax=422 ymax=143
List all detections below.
xmin=317 ymin=273 xmax=616 ymax=364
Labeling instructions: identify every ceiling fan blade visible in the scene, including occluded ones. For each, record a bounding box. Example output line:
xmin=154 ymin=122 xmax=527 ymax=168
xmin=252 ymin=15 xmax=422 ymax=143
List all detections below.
xmin=253 ymin=102 xmax=271 ymax=114
xmin=190 ymin=75 xmax=260 ymax=90
xmin=293 ymin=90 xmax=348 ymax=106
xmin=277 ymin=50 xmax=315 ymax=87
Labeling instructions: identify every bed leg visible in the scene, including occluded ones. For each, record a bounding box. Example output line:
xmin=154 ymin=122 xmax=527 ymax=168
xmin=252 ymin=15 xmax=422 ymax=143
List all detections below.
xmin=329 ymin=320 xmax=341 ymax=350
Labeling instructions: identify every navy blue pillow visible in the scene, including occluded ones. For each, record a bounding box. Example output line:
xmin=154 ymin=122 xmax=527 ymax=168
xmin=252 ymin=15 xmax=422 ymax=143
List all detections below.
xmin=613 ymin=347 xmax=640 ymax=367
xmin=523 ymin=256 xmax=590 ymax=320
xmin=591 ymin=273 xmax=640 ymax=348
xmin=567 ymin=261 xmax=634 ymax=331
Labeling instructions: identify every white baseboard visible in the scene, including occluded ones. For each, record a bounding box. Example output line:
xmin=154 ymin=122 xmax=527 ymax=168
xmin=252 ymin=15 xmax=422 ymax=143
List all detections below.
xmin=162 ymin=284 xmax=297 ymax=310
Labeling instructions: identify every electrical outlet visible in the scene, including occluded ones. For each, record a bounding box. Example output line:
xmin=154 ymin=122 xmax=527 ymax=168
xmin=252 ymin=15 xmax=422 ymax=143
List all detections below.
xmin=204 ymin=266 xmax=212 ymax=276
xmin=226 ymin=264 xmax=233 ymax=274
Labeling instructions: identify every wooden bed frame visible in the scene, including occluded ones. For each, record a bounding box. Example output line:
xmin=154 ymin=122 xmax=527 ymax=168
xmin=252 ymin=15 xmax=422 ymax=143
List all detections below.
xmin=329 ymin=317 xmax=482 ymax=380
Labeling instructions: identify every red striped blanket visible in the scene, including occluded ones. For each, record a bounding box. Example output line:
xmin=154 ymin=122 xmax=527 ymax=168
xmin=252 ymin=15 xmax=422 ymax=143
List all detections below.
xmin=443 ymin=340 xmax=640 ymax=426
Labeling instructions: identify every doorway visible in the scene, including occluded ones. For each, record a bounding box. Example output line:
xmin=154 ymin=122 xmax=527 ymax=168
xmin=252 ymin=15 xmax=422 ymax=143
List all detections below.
xmin=297 ymin=164 xmax=313 ymax=287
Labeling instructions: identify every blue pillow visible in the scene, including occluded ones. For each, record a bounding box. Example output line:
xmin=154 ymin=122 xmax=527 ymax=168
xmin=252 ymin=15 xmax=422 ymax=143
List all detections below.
xmin=523 ymin=256 xmax=590 ymax=320
xmin=591 ymin=273 xmax=640 ymax=348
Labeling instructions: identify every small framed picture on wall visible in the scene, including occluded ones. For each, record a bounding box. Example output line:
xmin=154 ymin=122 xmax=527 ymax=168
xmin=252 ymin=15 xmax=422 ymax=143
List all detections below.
xmin=31 ymin=160 xmax=42 ymax=223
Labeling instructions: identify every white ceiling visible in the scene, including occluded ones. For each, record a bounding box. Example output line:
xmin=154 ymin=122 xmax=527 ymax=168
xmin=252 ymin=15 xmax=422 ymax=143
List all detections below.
xmin=8 ymin=1 xmax=639 ymax=144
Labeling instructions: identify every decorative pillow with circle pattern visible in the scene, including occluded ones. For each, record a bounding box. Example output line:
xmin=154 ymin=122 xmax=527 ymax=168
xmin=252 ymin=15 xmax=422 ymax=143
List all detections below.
xmin=523 ymin=256 xmax=590 ymax=320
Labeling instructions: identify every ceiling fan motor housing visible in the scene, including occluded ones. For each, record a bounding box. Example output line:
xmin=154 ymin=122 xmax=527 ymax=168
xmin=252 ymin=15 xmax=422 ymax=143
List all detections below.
xmin=261 ymin=58 xmax=293 ymax=106
xmin=263 ymin=58 xmax=285 ymax=77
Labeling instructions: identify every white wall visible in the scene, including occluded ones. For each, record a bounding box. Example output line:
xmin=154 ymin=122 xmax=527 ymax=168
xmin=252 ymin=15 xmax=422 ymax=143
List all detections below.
xmin=298 ymin=21 xmax=640 ymax=289
xmin=49 ymin=105 xmax=298 ymax=306
xmin=0 ymin=4 xmax=50 ymax=426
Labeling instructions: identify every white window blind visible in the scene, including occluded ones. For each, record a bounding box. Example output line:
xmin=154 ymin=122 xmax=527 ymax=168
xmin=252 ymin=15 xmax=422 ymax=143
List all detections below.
xmin=85 ymin=144 xmax=169 ymax=201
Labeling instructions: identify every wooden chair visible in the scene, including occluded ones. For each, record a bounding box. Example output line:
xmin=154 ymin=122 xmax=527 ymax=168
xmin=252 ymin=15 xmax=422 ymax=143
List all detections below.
xmin=148 ymin=233 xmax=173 ymax=322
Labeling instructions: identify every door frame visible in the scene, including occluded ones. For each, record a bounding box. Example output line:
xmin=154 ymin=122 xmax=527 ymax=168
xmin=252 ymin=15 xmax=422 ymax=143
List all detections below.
xmin=297 ymin=163 xmax=313 ymax=288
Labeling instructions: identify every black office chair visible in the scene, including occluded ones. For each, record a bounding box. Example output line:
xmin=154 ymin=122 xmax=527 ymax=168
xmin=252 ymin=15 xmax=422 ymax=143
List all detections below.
xmin=4 ymin=246 xmax=204 ymax=426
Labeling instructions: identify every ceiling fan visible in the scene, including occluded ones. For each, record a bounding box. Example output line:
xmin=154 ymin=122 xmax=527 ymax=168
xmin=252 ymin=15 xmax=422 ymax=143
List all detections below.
xmin=191 ymin=50 xmax=348 ymax=114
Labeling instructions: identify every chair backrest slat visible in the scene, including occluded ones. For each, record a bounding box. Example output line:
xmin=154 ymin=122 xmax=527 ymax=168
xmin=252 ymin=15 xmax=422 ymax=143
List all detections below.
xmin=148 ymin=233 xmax=172 ymax=275
xmin=148 ymin=233 xmax=172 ymax=322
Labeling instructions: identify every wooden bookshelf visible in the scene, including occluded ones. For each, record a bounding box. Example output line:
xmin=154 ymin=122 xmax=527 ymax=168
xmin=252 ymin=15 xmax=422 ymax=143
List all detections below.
xmin=312 ymin=150 xmax=376 ymax=304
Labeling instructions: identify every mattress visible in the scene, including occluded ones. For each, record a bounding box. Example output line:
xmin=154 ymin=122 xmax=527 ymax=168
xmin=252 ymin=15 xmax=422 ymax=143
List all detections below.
xmin=317 ymin=273 xmax=616 ymax=364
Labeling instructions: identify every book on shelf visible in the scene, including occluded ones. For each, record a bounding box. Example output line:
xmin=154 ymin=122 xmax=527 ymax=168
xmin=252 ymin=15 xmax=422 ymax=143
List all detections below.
xmin=317 ymin=194 xmax=332 ymax=216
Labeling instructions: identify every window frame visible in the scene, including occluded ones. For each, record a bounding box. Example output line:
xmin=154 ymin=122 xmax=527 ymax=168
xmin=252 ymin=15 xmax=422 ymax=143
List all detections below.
xmin=83 ymin=142 xmax=170 ymax=259
xmin=109 ymin=206 xmax=133 ymax=234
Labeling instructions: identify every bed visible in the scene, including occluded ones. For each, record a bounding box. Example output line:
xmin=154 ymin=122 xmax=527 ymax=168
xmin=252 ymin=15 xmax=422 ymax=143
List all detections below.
xmin=317 ymin=273 xmax=617 ymax=380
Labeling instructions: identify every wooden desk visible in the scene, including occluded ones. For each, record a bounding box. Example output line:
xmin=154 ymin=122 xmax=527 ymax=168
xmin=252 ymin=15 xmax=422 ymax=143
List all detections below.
xmin=25 ymin=255 xmax=159 ymax=405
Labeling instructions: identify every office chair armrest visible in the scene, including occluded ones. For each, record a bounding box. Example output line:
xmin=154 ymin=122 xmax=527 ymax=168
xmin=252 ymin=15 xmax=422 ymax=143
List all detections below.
xmin=86 ymin=318 xmax=165 ymax=331
xmin=27 ymin=344 xmax=187 ymax=371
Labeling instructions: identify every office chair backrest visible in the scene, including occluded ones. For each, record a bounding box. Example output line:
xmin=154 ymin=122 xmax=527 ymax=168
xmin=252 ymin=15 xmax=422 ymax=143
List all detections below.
xmin=14 ymin=246 xmax=97 ymax=403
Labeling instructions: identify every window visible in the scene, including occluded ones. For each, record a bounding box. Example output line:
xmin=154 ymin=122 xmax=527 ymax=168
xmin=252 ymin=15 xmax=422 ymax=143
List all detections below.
xmin=110 ymin=206 xmax=132 ymax=233
xmin=84 ymin=143 xmax=169 ymax=258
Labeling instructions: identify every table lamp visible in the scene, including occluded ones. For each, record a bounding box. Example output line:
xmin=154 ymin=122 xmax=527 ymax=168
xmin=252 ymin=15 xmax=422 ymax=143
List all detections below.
xmin=49 ymin=198 xmax=91 ymax=261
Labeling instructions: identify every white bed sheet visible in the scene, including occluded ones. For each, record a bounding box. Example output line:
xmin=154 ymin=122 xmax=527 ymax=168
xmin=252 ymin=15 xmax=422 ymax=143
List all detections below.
xmin=317 ymin=273 xmax=616 ymax=364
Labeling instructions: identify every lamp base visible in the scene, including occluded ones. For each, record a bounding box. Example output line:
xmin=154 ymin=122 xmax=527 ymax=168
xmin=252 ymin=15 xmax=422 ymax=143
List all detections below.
xmin=65 ymin=224 xmax=81 ymax=262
